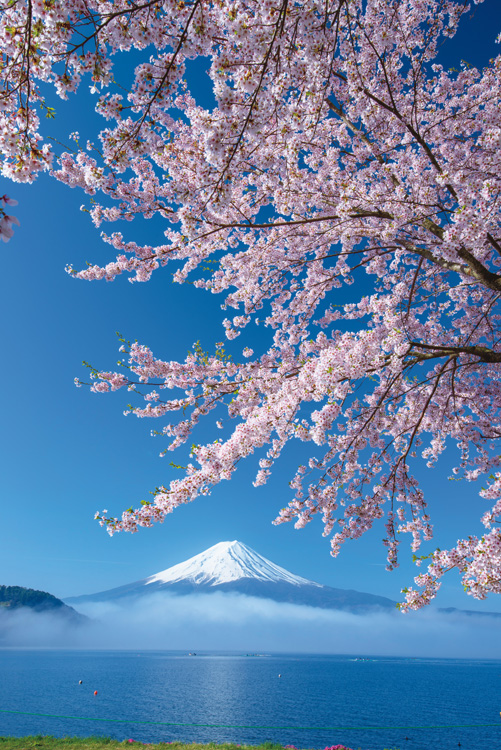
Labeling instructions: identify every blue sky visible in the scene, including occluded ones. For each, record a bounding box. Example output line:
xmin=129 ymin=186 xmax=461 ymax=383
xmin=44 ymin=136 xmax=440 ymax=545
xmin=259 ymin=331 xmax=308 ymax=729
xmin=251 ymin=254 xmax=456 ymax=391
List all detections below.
xmin=1 ymin=0 xmax=500 ymax=615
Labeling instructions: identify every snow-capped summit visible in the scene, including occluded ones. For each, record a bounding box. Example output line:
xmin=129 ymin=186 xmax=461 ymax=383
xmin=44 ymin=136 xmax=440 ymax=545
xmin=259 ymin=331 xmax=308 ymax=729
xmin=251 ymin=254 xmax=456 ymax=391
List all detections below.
xmin=64 ymin=541 xmax=501 ymax=618
xmin=145 ymin=540 xmax=322 ymax=588
xmin=65 ymin=540 xmax=398 ymax=612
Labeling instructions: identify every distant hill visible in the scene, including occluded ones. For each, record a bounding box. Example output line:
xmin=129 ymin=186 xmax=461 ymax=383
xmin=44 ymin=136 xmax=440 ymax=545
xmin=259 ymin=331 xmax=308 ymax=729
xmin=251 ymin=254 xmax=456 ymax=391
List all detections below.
xmin=0 ymin=585 xmax=85 ymax=623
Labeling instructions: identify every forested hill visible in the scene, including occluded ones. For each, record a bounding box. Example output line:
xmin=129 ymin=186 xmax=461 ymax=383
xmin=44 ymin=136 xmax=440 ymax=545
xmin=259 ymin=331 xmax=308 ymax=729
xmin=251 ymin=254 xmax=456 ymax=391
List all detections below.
xmin=0 ymin=585 xmax=84 ymax=621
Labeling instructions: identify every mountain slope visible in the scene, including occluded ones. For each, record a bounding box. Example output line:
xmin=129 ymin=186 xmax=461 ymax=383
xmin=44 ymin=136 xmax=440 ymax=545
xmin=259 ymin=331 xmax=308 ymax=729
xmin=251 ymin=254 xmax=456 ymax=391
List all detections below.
xmin=146 ymin=540 xmax=322 ymax=587
xmin=66 ymin=540 xmax=398 ymax=612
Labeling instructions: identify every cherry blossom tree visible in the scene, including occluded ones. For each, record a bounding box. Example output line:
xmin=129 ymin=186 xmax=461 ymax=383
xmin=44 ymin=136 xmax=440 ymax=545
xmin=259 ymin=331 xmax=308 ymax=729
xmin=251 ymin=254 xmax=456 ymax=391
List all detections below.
xmin=1 ymin=0 xmax=500 ymax=610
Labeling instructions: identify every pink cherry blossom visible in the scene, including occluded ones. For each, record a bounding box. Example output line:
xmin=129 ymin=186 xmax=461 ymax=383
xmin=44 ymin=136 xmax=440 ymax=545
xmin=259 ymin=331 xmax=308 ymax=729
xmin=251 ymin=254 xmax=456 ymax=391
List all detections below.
xmin=0 ymin=0 xmax=500 ymax=610
xmin=0 ymin=194 xmax=19 ymax=242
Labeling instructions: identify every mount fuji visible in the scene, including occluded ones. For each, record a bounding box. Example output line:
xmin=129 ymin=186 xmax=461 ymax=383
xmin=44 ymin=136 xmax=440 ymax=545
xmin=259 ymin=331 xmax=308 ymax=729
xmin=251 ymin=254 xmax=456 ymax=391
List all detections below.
xmin=66 ymin=540 xmax=398 ymax=612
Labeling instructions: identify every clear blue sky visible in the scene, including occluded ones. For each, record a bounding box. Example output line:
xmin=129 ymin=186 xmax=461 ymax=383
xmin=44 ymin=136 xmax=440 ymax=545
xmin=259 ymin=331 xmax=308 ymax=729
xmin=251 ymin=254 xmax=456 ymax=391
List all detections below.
xmin=1 ymin=0 xmax=500 ymax=612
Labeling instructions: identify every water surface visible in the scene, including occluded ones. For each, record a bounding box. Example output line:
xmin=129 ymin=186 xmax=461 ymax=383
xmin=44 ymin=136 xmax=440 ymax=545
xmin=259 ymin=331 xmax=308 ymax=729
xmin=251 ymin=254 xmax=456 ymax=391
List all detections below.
xmin=0 ymin=650 xmax=499 ymax=750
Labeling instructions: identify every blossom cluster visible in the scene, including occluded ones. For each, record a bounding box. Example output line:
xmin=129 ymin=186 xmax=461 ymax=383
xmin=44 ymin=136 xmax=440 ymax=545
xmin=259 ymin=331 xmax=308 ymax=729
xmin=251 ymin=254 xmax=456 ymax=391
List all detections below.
xmin=1 ymin=0 xmax=500 ymax=609
xmin=0 ymin=194 xmax=19 ymax=242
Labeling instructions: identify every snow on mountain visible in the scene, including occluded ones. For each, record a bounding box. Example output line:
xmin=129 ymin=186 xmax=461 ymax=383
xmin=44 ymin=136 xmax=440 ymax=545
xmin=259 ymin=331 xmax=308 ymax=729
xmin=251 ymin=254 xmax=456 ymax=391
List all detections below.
xmin=65 ymin=540 xmax=399 ymax=612
xmin=145 ymin=540 xmax=322 ymax=588
xmin=64 ymin=541 xmax=501 ymax=618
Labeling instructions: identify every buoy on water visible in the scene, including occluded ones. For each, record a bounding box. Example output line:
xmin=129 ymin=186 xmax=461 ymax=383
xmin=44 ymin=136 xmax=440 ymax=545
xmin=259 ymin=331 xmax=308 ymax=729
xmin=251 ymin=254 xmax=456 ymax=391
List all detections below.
xmin=94 ymin=690 xmax=98 ymax=696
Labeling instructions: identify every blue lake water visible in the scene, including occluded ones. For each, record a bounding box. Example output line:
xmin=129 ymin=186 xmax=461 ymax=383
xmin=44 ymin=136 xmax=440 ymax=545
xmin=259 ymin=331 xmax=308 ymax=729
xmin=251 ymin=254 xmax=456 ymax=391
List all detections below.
xmin=0 ymin=650 xmax=500 ymax=750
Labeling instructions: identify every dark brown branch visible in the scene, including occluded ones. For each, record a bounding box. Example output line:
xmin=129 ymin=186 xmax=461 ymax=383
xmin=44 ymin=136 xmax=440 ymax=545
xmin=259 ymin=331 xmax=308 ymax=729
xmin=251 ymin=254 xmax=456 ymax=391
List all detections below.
xmin=409 ymin=341 xmax=501 ymax=364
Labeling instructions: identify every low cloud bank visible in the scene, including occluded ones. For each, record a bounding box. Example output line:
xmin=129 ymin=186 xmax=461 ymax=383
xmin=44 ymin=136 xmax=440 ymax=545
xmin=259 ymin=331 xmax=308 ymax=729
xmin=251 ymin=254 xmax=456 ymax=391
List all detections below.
xmin=0 ymin=606 xmax=85 ymax=647
xmin=1 ymin=592 xmax=500 ymax=658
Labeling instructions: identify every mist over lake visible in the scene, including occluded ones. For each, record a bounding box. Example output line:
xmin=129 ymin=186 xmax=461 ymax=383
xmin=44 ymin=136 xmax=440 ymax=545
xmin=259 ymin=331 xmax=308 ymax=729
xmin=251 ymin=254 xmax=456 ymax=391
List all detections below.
xmin=2 ymin=589 xmax=501 ymax=658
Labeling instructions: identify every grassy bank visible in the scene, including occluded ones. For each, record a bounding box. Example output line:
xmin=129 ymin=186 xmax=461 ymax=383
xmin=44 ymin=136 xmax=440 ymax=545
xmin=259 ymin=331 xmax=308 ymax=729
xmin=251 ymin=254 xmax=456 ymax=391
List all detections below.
xmin=0 ymin=741 xmax=297 ymax=750
xmin=0 ymin=739 xmax=397 ymax=750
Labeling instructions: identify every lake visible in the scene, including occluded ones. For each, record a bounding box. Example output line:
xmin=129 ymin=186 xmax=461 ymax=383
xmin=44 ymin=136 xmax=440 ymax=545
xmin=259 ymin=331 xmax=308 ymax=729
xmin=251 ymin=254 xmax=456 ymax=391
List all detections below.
xmin=0 ymin=650 xmax=500 ymax=750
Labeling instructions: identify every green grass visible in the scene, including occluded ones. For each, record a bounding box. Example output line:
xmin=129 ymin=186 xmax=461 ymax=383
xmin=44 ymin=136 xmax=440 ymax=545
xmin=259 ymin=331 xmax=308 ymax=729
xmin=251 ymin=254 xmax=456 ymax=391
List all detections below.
xmin=0 ymin=741 xmax=290 ymax=750
xmin=0 ymin=740 xmax=401 ymax=750
xmin=0 ymin=741 xmax=311 ymax=750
